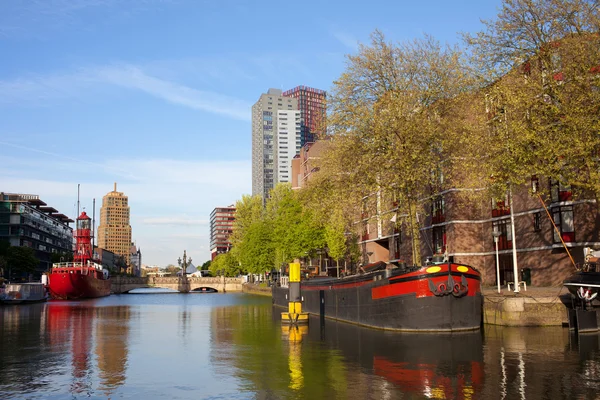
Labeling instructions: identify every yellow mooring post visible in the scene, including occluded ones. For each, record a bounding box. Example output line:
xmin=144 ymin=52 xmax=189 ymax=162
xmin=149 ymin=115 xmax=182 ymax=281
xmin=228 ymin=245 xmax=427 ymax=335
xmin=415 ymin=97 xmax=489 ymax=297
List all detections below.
xmin=281 ymin=262 xmax=309 ymax=325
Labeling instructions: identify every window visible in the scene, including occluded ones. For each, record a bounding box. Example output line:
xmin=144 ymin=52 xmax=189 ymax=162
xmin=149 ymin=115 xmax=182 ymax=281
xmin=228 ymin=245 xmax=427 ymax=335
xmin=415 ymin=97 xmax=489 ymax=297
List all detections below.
xmin=552 ymin=205 xmax=574 ymax=243
xmin=431 ymin=196 xmax=445 ymax=224
xmin=533 ymin=212 xmax=541 ymax=232
xmin=491 ymin=195 xmax=510 ymax=217
xmin=550 ymin=179 xmax=572 ymax=202
xmin=492 ymin=219 xmax=512 ymax=250
xmin=432 ymin=226 xmax=446 ymax=254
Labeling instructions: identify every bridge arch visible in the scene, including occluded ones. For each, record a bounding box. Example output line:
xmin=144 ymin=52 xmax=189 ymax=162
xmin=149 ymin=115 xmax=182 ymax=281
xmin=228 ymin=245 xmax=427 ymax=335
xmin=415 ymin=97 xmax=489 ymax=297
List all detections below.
xmin=111 ymin=276 xmax=243 ymax=294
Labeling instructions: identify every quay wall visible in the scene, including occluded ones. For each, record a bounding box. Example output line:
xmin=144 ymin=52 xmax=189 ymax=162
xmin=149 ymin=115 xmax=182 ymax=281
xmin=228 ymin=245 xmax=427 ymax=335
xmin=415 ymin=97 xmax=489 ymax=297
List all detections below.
xmin=483 ymin=294 xmax=568 ymax=327
xmin=242 ymin=283 xmax=272 ymax=297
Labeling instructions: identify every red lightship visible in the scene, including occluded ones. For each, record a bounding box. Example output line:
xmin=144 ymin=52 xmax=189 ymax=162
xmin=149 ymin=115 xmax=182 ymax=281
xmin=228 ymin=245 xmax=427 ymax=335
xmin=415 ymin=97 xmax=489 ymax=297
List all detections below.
xmin=47 ymin=211 xmax=111 ymax=300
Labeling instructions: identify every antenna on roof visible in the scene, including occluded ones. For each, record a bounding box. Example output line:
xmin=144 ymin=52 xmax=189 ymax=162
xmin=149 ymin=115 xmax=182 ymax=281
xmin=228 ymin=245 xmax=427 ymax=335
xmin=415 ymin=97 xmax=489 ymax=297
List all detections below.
xmin=77 ymin=184 xmax=80 ymax=219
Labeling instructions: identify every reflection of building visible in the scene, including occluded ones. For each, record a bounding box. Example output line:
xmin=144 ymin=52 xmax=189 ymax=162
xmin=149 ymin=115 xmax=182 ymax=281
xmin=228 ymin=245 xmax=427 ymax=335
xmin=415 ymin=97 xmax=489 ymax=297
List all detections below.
xmin=129 ymin=243 xmax=142 ymax=277
xmin=97 ymin=183 xmax=132 ymax=267
xmin=252 ymin=88 xmax=301 ymax=200
xmin=95 ymin=306 xmax=130 ymax=394
xmin=283 ymin=85 xmax=327 ymax=146
xmin=210 ymin=205 xmax=235 ymax=260
xmin=0 ymin=192 xmax=74 ymax=275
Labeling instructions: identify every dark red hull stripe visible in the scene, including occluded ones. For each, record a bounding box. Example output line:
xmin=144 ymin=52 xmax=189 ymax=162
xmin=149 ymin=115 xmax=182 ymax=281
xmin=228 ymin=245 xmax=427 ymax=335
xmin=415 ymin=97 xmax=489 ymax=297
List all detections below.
xmin=389 ymin=271 xmax=481 ymax=285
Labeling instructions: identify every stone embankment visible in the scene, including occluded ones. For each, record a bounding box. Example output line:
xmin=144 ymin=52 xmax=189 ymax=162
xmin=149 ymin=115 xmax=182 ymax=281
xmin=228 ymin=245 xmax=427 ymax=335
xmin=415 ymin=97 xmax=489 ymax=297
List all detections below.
xmin=482 ymin=286 xmax=572 ymax=326
xmin=242 ymin=283 xmax=272 ymax=297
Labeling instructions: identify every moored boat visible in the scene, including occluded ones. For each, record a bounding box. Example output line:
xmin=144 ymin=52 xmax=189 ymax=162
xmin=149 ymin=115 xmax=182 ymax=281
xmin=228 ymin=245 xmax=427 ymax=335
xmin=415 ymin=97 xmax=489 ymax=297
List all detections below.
xmin=1 ymin=282 xmax=48 ymax=304
xmin=273 ymin=260 xmax=482 ymax=332
xmin=47 ymin=211 xmax=111 ymax=300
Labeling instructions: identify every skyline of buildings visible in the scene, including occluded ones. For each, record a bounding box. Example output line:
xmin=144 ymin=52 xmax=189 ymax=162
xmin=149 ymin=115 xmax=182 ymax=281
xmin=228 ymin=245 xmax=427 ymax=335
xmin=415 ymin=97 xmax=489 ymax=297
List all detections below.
xmin=97 ymin=183 xmax=133 ymax=269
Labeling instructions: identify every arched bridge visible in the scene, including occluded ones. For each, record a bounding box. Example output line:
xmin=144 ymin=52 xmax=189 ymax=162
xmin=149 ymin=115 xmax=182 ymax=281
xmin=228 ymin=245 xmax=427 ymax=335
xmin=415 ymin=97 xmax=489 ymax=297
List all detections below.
xmin=111 ymin=276 xmax=243 ymax=294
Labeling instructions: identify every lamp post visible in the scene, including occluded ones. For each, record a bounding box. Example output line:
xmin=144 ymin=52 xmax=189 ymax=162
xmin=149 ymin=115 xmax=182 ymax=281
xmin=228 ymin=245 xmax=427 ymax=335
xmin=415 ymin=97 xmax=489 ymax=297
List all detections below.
xmin=177 ymin=250 xmax=192 ymax=283
xmin=492 ymin=228 xmax=501 ymax=294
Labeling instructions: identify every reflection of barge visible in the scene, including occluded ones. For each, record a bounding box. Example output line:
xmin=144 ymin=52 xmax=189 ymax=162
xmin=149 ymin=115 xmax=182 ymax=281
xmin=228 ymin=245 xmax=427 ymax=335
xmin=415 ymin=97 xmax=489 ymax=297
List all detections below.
xmin=273 ymin=261 xmax=482 ymax=332
xmin=304 ymin=316 xmax=484 ymax=399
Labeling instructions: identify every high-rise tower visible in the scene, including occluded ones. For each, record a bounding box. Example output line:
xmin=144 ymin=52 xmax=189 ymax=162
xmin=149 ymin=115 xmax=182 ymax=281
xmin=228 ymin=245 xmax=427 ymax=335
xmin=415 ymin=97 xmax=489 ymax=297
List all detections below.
xmin=282 ymin=85 xmax=327 ymax=145
xmin=209 ymin=205 xmax=235 ymax=260
xmin=97 ymin=183 xmax=132 ymax=266
xmin=252 ymin=88 xmax=301 ymax=200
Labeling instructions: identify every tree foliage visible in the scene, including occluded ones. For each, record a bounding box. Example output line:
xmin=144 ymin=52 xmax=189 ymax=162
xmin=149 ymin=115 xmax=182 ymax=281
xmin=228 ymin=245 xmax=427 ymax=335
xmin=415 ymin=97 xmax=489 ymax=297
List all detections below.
xmin=210 ymin=252 xmax=241 ymax=277
xmin=464 ymin=0 xmax=600 ymax=199
xmin=6 ymin=246 xmax=39 ymax=276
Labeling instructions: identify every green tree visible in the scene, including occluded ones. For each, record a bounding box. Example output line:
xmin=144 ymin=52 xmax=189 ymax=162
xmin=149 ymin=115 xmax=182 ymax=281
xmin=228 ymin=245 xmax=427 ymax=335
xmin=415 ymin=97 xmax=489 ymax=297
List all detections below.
xmin=164 ymin=264 xmax=179 ymax=276
xmin=238 ymin=219 xmax=274 ymax=275
xmin=200 ymin=260 xmax=211 ymax=271
xmin=321 ymin=31 xmax=475 ymax=265
xmin=324 ymin=209 xmax=347 ymax=277
xmin=7 ymin=246 xmax=39 ymax=277
xmin=464 ymin=0 xmax=600 ymax=201
xmin=210 ymin=252 xmax=241 ymax=277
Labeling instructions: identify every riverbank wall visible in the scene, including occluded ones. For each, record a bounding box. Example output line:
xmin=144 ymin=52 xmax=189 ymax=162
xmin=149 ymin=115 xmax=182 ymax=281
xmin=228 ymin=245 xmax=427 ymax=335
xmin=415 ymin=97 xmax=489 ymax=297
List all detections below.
xmin=242 ymin=283 xmax=272 ymax=297
xmin=482 ymin=286 xmax=572 ymax=327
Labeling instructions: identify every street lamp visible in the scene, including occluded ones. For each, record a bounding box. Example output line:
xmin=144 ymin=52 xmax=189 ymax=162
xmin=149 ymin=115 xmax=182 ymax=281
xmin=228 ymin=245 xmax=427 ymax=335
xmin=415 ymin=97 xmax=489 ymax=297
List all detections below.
xmin=492 ymin=228 xmax=502 ymax=294
xmin=177 ymin=250 xmax=192 ymax=281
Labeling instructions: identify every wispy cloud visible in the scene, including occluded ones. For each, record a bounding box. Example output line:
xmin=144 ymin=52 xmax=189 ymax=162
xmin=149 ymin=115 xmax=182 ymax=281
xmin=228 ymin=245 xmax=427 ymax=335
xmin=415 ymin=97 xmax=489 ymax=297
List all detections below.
xmin=95 ymin=65 xmax=251 ymax=120
xmin=0 ymin=150 xmax=250 ymax=265
xmin=0 ymin=64 xmax=251 ymax=121
xmin=331 ymin=29 xmax=360 ymax=51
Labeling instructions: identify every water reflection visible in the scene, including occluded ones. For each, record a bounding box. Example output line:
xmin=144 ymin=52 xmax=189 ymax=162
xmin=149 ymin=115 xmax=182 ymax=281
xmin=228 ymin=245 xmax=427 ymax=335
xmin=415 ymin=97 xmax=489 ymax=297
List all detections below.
xmin=309 ymin=317 xmax=484 ymax=400
xmin=3 ymin=294 xmax=600 ymax=399
xmin=0 ymin=302 xmax=131 ymax=399
xmin=95 ymin=305 xmax=130 ymax=395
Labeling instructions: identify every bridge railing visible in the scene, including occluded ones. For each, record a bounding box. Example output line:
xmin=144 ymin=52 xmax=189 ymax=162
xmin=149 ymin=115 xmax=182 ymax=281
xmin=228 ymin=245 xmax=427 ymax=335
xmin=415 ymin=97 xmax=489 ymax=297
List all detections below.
xmin=112 ymin=276 xmax=242 ymax=284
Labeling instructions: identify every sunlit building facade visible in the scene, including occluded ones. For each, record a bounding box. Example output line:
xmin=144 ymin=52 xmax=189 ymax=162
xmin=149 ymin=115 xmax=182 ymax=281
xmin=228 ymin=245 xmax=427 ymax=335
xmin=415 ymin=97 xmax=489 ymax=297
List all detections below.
xmin=282 ymin=85 xmax=327 ymax=145
xmin=97 ymin=183 xmax=132 ymax=267
xmin=210 ymin=205 xmax=235 ymax=260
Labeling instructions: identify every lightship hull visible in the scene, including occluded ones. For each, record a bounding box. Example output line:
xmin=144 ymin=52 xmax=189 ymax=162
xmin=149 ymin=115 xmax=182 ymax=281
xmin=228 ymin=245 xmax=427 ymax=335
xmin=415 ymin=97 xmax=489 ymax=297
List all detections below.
xmin=273 ymin=262 xmax=482 ymax=332
xmin=48 ymin=267 xmax=111 ymax=300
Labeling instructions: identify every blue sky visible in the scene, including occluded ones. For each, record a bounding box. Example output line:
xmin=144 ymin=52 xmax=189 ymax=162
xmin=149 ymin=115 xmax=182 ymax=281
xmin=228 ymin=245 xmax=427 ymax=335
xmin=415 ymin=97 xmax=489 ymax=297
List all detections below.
xmin=0 ymin=0 xmax=501 ymax=267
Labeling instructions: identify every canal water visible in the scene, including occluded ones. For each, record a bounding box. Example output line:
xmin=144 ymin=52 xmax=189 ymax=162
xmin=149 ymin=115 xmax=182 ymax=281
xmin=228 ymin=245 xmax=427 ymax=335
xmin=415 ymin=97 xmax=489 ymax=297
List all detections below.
xmin=1 ymin=290 xmax=600 ymax=399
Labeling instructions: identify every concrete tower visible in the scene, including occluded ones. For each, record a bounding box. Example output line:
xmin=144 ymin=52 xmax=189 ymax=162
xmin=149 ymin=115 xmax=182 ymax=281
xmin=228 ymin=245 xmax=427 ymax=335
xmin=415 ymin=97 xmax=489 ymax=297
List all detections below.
xmin=251 ymin=88 xmax=301 ymax=200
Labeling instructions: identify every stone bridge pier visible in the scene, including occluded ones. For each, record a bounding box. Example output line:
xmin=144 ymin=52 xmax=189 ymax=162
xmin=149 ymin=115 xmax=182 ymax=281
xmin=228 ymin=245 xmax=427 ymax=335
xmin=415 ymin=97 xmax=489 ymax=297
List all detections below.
xmin=111 ymin=276 xmax=243 ymax=294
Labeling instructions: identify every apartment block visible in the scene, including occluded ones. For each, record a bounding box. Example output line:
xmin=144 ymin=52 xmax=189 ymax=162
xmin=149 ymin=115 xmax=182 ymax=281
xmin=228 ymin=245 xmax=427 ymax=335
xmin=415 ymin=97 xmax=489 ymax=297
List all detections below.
xmin=210 ymin=205 xmax=235 ymax=260
xmin=283 ymin=85 xmax=327 ymax=145
xmin=252 ymin=88 xmax=301 ymax=200
xmin=291 ymin=140 xmax=328 ymax=190
xmin=97 ymin=183 xmax=132 ymax=267
xmin=0 ymin=192 xmax=74 ymax=276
